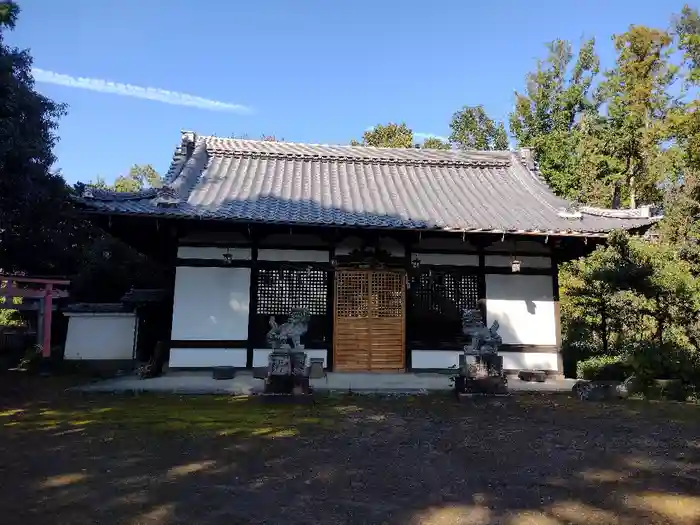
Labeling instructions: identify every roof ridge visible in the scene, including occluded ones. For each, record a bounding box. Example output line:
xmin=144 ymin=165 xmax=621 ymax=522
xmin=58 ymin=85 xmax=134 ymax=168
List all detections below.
xmin=512 ymin=150 xmax=664 ymax=221
xmin=198 ymin=135 xmax=512 ymax=168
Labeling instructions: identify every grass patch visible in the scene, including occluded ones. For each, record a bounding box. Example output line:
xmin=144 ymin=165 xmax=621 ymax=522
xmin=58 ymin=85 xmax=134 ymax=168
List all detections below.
xmin=0 ymin=394 xmax=345 ymax=438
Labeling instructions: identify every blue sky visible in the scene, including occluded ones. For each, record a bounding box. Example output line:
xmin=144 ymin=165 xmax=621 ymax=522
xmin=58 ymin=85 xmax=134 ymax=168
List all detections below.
xmin=7 ymin=0 xmax=690 ymax=184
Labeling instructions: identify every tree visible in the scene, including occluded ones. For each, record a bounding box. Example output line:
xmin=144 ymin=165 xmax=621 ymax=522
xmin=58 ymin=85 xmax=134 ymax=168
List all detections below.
xmin=113 ymin=165 xmax=162 ymax=192
xmin=509 ymin=39 xmax=601 ymax=198
xmin=88 ymin=165 xmax=162 ymax=193
xmin=449 ymin=106 xmax=508 ymax=150
xmin=562 ymin=230 xmax=700 ymax=382
xmin=0 ymin=1 xmax=69 ymax=275
xmin=597 ymin=26 xmax=677 ymax=209
xmin=421 ymin=137 xmax=451 ymax=150
xmin=659 ymin=6 xmax=700 ymax=272
xmin=351 ymin=123 xmax=414 ymax=148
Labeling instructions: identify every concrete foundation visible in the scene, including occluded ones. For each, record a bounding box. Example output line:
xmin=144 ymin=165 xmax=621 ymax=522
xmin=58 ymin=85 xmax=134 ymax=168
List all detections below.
xmin=74 ymin=371 xmax=577 ymax=395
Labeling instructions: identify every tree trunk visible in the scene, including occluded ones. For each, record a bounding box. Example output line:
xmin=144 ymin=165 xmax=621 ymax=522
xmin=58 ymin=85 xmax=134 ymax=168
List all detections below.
xmin=611 ymin=184 xmax=621 ymax=209
xmin=629 ymin=175 xmax=636 ymax=209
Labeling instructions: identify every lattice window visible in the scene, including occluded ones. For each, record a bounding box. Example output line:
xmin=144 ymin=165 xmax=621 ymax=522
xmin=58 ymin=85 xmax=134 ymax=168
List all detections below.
xmin=336 ymin=272 xmax=369 ymax=318
xmin=370 ymin=272 xmax=403 ymax=318
xmin=256 ymin=268 xmax=328 ymax=315
xmin=408 ymin=269 xmax=480 ymax=346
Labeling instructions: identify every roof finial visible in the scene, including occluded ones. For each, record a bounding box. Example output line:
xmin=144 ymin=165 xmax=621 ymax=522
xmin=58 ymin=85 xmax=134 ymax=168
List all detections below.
xmin=180 ymin=130 xmax=197 ymax=158
xmin=520 ymin=148 xmax=535 ymax=170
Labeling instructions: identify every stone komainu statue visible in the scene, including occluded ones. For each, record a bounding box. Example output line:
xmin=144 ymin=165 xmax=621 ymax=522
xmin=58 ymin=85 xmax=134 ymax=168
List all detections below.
xmin=461 ymin=308 xmax=501 ymax=354
xmin=266 ymin=307 xmax=311 ymax=350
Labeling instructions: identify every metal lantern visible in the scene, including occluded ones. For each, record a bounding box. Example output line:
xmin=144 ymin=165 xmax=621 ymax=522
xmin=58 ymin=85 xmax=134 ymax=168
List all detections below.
xmin=511 ymin=258 xmax=521 ymax=273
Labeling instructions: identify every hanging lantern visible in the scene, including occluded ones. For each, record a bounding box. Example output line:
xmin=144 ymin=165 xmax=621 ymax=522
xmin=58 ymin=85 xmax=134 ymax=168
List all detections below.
xmin=511 ymin=257 xmax=521 ymax=273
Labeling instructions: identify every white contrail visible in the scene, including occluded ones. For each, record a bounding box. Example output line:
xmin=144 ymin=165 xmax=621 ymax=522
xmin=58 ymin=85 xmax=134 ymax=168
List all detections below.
xmin=32 ymin=68 xmax=253 ymax=114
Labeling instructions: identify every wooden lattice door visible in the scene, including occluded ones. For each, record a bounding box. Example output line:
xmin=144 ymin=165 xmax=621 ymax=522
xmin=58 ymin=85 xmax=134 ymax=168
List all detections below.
xmin=333 ymin=270 xmax=406 ymax=371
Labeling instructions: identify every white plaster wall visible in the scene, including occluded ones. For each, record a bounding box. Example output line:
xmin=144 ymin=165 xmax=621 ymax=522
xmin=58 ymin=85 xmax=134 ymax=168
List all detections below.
xmin=169 ymin=348 xmax=247 ymax=368
xmin=499 ymin=352 xmax=559 ymax=371
xmin=253 ymin=349 xmax=328 ymax=368
xmin=257 ymin=249 xmax=329 ymax=262
xmin=171 ymin=267 xmax=250 ymax=340
xmin=64 ymin=314 xmax=136 ymax=360
xmin=485 ymin=255 xmax=551 ymax=268
xmin=485 ymin=274 xmax=557 ymax=345
xmin=413 ymin=253 xmax=479 ymax=266
xmin=410 ymin=350 xmax=559 ymax=371
xmin=411 ymin=350 xmax=467 ymax=369
xmin=177 ymin=246 xmax=252 ymax=260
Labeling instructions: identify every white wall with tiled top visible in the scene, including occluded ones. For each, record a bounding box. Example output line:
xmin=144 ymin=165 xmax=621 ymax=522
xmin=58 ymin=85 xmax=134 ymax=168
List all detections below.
xmin=64 ymin=313 xmax=136 ymax=361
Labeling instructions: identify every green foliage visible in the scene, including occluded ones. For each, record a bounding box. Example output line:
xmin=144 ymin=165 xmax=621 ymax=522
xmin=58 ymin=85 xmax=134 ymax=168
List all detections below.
xmin=674 ymin=4 xmax=700 ymax=84
xmin=421 ymin=137 xmax=451 ymax=150
xmin=352 ymin=123 xmax=414 ymax=148
xmin=509 ymin=39 xmax=601 ymax=199
xmin=0 ymin=307 xmax=20 ymax=326
xmin=0 ymin=2 xmax=163 ymax=304
xmin=0 ymin=1 xmax=71 ymax=275
xmin=562 ymin=229 xmax=700 ymax=387
xmin=576 ymin=355 xmax=630 ymax=381
xmin=597 ymin=26 xmax=676 ymax=208
xmin=88 ymin=164 xmax=162 ymax=193
xmin=449 ymin=106 xmax=508 ymax=150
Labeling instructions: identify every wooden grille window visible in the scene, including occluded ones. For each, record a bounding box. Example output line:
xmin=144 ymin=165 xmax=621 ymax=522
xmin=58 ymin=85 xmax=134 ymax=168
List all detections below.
xmin=408 ymin=270 xmax=480 ymax=347
xmin=370 ymin=272 xmax=403 ymax=318
xmin=335 ymin=272 xmax=369 ymax=318
xmin=256 ymin=268 xmax=327 ymax=315
xmin=253 ymin=268 xmax=329 ymax=348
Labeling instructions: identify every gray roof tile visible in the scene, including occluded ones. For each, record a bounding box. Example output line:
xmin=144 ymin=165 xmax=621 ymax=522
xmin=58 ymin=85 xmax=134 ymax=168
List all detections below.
xmin=77 ymin=134 xmax=660 ymax=236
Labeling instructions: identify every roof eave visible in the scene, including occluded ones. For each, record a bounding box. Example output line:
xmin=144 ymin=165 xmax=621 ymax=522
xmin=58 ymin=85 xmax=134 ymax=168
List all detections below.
xmin=74 ymin=204 xmax=656 ymax=239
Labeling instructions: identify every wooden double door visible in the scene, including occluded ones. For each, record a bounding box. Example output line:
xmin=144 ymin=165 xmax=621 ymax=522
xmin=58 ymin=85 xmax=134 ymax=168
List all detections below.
xmin=333 ymin=270 xmax=406 ymax=371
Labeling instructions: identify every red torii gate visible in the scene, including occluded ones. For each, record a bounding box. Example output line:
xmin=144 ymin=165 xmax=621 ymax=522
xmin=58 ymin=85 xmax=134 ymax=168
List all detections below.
xmin=0 ymin=276 xmax=70 ymax=358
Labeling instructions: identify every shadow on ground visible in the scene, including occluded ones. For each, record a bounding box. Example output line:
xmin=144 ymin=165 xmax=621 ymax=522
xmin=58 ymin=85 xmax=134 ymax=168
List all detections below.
xmin=1 ymin=372 xmax=699 ymax=525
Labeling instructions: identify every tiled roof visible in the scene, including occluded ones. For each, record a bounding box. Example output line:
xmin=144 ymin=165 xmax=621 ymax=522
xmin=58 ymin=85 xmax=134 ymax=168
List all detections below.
xmin=77 ymin=132 xmax=661 ymax=237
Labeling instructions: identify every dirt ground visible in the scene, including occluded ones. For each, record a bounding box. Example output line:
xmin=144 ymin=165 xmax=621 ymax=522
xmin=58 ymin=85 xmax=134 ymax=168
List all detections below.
xmin=0 ymin=373 xmax=699 ymax=525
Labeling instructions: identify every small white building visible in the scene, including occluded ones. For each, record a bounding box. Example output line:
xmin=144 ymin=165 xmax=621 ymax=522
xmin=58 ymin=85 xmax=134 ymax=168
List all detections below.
xmin=76 ymin=132 xmax=659 ymax=376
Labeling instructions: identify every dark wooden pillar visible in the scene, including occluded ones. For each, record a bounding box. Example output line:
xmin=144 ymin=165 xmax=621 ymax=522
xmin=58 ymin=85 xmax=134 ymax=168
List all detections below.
xmin=404 ymin=237 xmax=413 ymax=371
xmin=325 ymin=242 xmax=336 ymax=371
xmin=246 ymin=237 xmax=259 ymax=369
xmin=551 ymin=247 xmax=564 ymax=377
xmin=477 ymin=242 xmax=487 ymax=322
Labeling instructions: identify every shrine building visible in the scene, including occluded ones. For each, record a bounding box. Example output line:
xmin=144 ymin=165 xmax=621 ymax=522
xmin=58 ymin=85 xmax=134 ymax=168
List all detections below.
xmin=75 ymin=131 xmax=659 ymax=375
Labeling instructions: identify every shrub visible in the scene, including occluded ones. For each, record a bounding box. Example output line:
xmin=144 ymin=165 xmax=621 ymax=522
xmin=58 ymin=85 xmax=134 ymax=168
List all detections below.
xmin=628 ymin=341 xmax=700 ymax=385
xmin=576 ymin=355 xmax=631 ymax=381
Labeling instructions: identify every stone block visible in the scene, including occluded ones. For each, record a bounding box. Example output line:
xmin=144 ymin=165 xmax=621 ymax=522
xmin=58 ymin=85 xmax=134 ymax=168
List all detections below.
xmin=212 ymin=366 xmax=236 ymax=380
xmin=518 ymin=370 xmax=547 ymax=382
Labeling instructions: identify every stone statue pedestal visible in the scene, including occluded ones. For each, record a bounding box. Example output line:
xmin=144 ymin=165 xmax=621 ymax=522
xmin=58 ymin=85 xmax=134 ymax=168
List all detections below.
xmin=264 ymin=351 xmax=309 ymax=394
